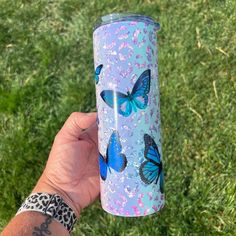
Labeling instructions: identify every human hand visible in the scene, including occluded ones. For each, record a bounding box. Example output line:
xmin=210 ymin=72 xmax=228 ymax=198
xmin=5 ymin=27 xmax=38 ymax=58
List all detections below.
xmin=32 ymin=112 xmax=100 ymax=217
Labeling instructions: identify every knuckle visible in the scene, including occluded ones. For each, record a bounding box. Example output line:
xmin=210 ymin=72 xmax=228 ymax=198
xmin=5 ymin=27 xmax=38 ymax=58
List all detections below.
xmin=69 ymin=112 xmax=80 ymax=120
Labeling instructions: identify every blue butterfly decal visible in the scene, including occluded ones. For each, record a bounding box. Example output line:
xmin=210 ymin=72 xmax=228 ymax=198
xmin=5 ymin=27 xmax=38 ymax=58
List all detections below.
xmin=100 ymin=69 xmax=151 ymax=117
xmin=94 ymin=64 xmax=103 ymax=84
xmin=99 ymin=131 xmax=127 ymax=181
xmin=139 ymin=134 xmax=164 ymax=193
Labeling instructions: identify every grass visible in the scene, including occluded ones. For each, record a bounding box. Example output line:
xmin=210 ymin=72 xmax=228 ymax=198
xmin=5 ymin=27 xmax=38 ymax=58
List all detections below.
xmin=0 ymin=0 xmax=236 ymax=235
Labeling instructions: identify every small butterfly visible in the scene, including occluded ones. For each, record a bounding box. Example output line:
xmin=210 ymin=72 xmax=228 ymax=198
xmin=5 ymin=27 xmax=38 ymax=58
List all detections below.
xmin=99 ymin=131 xmax=127 ymax=181
xmin=139 ymin=134 xmax=164 ymax=193
xmin=100 ymin=69 xmax=151 ymax=117
xmin=94 ymin=64 xmax=103 ymax=84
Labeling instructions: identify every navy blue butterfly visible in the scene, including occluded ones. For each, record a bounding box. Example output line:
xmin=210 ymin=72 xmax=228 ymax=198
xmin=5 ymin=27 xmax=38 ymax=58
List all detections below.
xmin=100 ymin=69 xmax=151 ymax=117
xmin=99 ymin=131 xmax=127 ymax=181
xmin=139 ymin=134 xmax=164 ymax=193
xmin=94 ymin=64 xmax=103 ymax=84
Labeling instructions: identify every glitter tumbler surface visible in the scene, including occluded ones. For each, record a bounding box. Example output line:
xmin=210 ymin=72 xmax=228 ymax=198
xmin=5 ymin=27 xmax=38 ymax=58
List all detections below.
xmin=93 ymin=13 xmax=164 ymax=217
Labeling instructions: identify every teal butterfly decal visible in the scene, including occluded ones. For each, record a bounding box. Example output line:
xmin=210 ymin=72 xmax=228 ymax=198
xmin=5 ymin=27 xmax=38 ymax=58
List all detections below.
xmin=100 ymin=69 xmax=151 ymax=117
xmin=139 ymin=134 xmax=164 ymax=193
xmin=94 ymin=64 xmax=103 ymax=84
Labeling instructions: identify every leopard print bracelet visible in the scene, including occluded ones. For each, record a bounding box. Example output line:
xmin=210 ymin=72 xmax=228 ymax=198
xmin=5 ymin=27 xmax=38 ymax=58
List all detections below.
xmin=16 ymin=192 xmax=77 ymax=233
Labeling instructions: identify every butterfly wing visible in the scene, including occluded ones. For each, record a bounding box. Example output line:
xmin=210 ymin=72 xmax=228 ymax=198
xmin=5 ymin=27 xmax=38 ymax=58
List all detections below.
xmin=133 ymin=96 xmax=149 ymax=110
xmin=99 ymin=153 xmax=108 ymax=181
xmin=100 ymin=90 xmax=132 ymax=117
xmin=144 ymin=134 xmax=161 ymax=164
xmin=94 ymin=64 xmax=103 ymax=84
xmin=159 ymin=170 xmax=164 ymax=193
xmin=139 ymin=134 xmax=162 ymax=185
xmin=107 ymin=131 xmax=127 ymax=172
xmin=95 ymin=64 xmax=103 ymax=75
xmin=95 ymin=75 xmax=99 ymax=84
xmin=131 ymin=69 xmax=151 ymax=109
xmin=139 ymin=160 xmax=160 ymax=184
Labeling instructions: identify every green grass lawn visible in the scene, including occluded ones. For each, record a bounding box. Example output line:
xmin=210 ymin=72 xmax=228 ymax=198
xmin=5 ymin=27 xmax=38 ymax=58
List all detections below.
xmin=0 ymin=0 xmax=236 ymax=235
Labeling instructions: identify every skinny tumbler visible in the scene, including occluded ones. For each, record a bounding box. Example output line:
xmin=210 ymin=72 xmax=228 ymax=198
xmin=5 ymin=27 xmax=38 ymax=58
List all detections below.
xmin=93 ymin=13 xmax=164 ymax=217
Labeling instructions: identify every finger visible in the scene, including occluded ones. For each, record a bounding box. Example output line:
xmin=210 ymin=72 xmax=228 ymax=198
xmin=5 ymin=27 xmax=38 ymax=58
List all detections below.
xmin=57 ymin=112 xmax=97 ymax=140
xmin=79 ymin=122 xmax=98 ymax=147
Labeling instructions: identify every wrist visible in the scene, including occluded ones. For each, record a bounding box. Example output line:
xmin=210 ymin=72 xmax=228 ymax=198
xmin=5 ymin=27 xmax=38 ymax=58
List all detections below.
xmin=2 ymin=211 xmax=69 ymax=236
xmin=16 ymin=193 xmax=77 ymax=234
xmin=32 ymin=174 xmax=81 ymax=218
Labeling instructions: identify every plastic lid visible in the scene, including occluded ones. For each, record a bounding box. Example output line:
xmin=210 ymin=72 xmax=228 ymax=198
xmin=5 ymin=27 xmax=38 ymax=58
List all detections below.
xmin=94 ymin=13 xmax=160 ymax=31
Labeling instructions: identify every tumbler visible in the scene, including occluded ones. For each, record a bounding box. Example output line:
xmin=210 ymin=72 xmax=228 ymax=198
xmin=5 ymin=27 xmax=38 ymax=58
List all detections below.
xmin=93 ymin=13 xmax=164 ymax=217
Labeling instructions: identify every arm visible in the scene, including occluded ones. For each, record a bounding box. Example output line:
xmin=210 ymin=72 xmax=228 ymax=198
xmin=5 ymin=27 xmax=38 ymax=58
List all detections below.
xmin=1 ymin=180 xmax=72 ymax=236
xmin=1 ymin=112 xmax=100 ymax=236
xmin=1 ymin=212 xmax=69 ymax=236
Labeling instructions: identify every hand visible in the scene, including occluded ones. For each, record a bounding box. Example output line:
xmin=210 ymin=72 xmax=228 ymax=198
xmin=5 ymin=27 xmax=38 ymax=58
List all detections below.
xmin=33 ymin=112 xmax=100 ymax=217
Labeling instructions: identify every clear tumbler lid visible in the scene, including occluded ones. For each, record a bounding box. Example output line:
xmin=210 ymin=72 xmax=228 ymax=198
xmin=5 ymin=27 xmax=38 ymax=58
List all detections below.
xmin=94 ymin=13 xmax=160 ymax=31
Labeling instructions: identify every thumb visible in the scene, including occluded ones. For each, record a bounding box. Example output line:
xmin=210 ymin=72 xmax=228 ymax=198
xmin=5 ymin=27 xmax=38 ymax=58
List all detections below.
xmin=56 ymin=112 xmax=97 ymax=141
xmin=79 ymin=122 xmax=98 ymax=147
